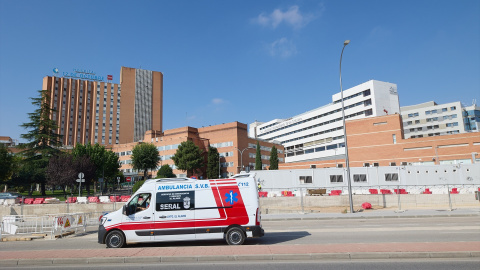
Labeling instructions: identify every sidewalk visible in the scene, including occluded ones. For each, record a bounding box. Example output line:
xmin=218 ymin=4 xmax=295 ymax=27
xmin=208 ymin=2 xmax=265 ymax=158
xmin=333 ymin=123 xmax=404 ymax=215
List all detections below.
xmin=262 ymin=207 xmax=480 ymax=221
xmin=1 ymin=208 xmax=479 ymax=266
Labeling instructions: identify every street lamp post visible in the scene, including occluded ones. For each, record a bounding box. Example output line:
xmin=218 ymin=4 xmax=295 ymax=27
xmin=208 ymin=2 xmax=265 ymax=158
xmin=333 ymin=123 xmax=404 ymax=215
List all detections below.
xmin=339 ymin=39 xmax=354 ymax=214
xmin=218 ymin=155 xmax=222 ymax=178
xmin=235 ymin=147 xmax=252 ymax=173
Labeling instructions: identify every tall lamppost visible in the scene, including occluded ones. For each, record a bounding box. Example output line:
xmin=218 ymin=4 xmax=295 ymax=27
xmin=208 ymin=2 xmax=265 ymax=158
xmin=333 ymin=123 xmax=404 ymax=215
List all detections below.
xmin=235 ymin=147 xmax=252 ymax=173
xmin=218 ymin=155 xmax=222 ymax=178
xmin=340 ymin=39 xmax=354 ymax=214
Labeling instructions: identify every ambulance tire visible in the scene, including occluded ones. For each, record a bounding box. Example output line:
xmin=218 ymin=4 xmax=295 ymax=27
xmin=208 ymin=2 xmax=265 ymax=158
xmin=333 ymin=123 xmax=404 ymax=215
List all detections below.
xmin=225 ymin=227 xmax=245 ymax=245
xmin=106 ymin=230 xmax=125 ymax=248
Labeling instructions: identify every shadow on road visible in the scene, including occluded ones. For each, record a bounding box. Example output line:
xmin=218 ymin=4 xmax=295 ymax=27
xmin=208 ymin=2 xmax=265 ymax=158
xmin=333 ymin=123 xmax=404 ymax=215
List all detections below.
xmin=125 ymin=231 xmax=310 ymax=248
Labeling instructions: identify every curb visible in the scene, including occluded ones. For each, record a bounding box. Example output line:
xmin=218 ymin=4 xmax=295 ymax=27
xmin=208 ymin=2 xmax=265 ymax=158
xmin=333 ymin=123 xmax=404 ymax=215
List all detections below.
xmin=0 ymin=252 xmax=478 ymax=266
xmin=262 ymin=213 xmax=480 ymax=221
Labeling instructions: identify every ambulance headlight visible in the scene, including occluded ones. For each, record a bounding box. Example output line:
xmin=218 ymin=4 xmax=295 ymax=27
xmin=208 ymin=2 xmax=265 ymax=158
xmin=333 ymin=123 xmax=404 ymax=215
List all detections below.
xmin=100 ymin=217 xmax=107 ymax=225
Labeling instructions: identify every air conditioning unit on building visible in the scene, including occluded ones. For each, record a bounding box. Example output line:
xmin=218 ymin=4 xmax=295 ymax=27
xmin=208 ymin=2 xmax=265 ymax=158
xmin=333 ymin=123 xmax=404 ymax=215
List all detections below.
xmin=336 ymin=164 xmax=343 ymax=168
xmin=363 ymin=163 xmax=370 ymax=167
xmin=401 ymin=162 xmax=408 ymax=166
xmin=373 ymin=163 xmax=379 ymax=167
xmin=310 ymin=165 xmax=316 ymax=169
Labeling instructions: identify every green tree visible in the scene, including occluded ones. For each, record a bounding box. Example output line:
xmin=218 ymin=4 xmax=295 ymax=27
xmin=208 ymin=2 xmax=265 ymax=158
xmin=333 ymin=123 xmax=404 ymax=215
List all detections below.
xmin=255 ymin=141 xmax=262 ymax=170
xmin=156 ymin=165 xmax=176 ymax=178
xmin=206 ymin=146 xmax=220 ymax=179
xmin=172 ymin=140 xmax=204 ymax=177
xmin=269 ymin=146 xmax=279 ymax=170
xmin=19 ymin=90 xmax=62 ymax=195
xmin=131 ymin=143 xmax=159 ymax=180
xmin=132 ymin=180 xmax=145 ymax=193
xmin=0 ymin=145 xmax=15 ymax=184
xmin=72 ymin=142 xmax=120 ymax=193
xmin=46 ymin=153 xmax=76 ymax=198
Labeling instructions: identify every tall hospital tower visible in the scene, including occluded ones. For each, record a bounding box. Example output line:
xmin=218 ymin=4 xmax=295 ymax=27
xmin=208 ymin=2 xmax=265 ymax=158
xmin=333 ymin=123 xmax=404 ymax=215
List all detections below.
xmin=42 ymin=66 xmax=163 ymax=146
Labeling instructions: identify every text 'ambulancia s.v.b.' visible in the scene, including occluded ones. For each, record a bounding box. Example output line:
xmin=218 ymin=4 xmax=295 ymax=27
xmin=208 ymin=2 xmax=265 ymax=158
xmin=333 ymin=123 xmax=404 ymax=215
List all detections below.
xmin=98 ymin=173 xmax=264 ymax=248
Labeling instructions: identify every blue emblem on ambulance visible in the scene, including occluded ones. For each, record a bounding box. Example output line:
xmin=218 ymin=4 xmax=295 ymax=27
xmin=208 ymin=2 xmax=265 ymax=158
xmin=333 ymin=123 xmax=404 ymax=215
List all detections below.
xmin=225 ymin=191 xmax=238 ymax=205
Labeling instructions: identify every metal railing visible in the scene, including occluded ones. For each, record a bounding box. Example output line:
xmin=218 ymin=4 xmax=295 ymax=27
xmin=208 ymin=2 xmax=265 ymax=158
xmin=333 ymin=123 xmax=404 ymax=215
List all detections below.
xmin=0 ymin=211 xmax=106 ymax=240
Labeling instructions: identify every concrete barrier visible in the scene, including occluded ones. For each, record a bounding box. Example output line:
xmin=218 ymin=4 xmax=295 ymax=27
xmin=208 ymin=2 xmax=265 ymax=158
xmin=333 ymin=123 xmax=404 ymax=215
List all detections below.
xmin=259 ymin=194 xmax=479 ymax=213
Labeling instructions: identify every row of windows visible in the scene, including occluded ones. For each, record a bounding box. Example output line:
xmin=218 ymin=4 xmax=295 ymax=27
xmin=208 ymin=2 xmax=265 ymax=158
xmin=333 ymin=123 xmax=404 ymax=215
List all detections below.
xmin=259 ymin=98 xmax=371 ymax=137
xmin=425 ymin=106 xmax=456 ymax=115
xmin=280 ymin=109 xmax=370 ymax=144
xmin=333 ymin=89 xmax=371 ymax=104
xmin=299 ymin=173 xmax=398 ymax=184
xmin=426 ymin=114 xmax=458 ymax=122
xmin=157 ymin=144 xmax=180 ymax=151
xmin=286 ymin=143 xmax=345 ymax=157
xmin=211 ymin=141 xmax=233 ymax=148
xmin=219 ymin=151 xmax=233 ymax=157
xmin=247 ymin=143 xmax=284 ymax=154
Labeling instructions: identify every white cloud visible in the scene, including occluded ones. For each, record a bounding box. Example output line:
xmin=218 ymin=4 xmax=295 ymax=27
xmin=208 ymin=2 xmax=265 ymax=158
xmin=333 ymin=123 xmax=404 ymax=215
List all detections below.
xmin=268 ymin=38 xmax=297 ymax=58
xmin=212 ymin=98 xmax=225 ymax=105
xmin=253 ymin=5 xmax=315 ymax=29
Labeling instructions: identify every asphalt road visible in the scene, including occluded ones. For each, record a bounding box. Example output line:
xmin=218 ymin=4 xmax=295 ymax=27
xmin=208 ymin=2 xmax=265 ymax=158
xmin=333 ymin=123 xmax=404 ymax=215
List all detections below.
xmin=2 ymin=216 xmax=479 ymax=251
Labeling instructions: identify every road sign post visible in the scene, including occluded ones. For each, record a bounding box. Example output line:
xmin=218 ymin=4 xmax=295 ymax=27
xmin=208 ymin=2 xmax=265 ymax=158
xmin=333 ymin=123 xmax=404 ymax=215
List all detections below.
xmin=76 ymin=172 xmax=85 ymax=197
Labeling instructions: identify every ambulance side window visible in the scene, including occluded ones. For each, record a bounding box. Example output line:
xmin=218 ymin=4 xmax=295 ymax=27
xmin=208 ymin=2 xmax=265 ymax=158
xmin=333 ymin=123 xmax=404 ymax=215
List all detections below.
xmin=127 ymin=193 xmax=151 ymax=214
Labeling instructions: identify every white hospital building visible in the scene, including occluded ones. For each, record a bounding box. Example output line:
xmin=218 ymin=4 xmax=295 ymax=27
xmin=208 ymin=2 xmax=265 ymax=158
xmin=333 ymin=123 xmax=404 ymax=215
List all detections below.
xmin=401 ymin=101 xmax=480 ymax=139
xmin=249 ymin=80 xmax=400 ymax=163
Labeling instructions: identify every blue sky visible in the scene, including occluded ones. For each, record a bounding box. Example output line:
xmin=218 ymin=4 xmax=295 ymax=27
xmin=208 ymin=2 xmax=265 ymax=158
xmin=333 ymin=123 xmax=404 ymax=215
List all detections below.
xmin=1 ymin=0 xmax=479 ymax=143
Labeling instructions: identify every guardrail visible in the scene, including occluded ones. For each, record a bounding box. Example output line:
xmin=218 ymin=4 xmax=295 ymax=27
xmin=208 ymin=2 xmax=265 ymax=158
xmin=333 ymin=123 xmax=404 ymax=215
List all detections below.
xmin=0 ymin=211 xmax=106 ymax=240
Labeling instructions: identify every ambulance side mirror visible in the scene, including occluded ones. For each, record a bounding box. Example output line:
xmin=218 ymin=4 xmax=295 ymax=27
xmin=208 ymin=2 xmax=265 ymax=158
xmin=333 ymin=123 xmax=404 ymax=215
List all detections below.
xmin=123 ymin=204 xmax=133 ymax=216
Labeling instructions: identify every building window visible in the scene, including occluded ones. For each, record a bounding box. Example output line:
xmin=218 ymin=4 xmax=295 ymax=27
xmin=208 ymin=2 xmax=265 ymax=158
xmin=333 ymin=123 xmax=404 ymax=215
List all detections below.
xmin=353 ymin=174 xmax=367 ymax=182
xmin=385 ymin=173 xmax=399 ymax=181
xmin=450 ymin=106 xmax=456 ymax=110
xmin=365 ymin=109 xmax=373 ymax=116
xmin=330 ymin=175 xmax=343 ymax=183
xmin=392 ymin=134 xmax=397 ymax=144
xmin=299 ymin=176 xmax=313 ymax=184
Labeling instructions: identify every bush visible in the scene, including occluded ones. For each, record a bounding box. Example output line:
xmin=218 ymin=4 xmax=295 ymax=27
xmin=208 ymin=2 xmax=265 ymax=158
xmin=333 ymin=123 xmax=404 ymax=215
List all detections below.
xmin=156 ymin=165 xmax=176 ymax=178
xmin=132 ymin=180 xmax=145 ymax=193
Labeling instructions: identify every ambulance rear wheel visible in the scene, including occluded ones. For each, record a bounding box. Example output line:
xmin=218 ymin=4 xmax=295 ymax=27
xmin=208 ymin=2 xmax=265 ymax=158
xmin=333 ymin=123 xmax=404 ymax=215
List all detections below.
xmin=225 ymin=227 xmax=245 ymax=245
xmin=106 ymin=230 xmax=125 ymax=248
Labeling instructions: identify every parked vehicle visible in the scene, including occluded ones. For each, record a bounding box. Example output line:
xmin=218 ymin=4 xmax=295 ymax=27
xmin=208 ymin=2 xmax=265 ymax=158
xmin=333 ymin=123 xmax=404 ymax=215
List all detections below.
xmin=0 ymin=192 xmax=22 ymax=204
xmin=98 ymin=173 xmax=264 ymax=248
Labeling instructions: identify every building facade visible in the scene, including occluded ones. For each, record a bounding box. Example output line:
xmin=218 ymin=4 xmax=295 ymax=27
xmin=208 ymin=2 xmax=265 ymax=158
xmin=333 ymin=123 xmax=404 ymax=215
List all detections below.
xmin=278 ymin=114 xmax=480 ymax=170
xmin=42 ymin=66 xmax=163 ymax=147
xmin=401 ymin=101 xmax=480 ymax=139
xmin=112 ymin=122 xmax=285 ymax=179
xmin=249 ymin=80 xmax=400 ymax=164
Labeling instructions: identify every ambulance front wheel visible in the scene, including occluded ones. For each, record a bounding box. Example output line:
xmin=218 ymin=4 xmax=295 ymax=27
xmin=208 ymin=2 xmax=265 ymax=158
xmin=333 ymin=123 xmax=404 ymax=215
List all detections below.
xmin=106 ymin=230 xmax=125 ymax=248
xmin=225 ymin=227 xmax=245 ymax=245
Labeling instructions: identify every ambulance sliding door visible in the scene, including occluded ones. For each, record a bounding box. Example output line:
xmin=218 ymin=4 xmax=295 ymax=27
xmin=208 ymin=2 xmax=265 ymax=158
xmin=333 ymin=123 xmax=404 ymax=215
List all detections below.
xmin=153 ymin=189 xmax=195 ymax=241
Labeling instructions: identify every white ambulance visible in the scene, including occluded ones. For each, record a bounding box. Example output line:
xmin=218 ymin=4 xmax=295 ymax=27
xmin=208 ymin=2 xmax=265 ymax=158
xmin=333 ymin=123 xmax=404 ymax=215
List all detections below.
xmin=98 ymin=173 xmax=264 ymax=248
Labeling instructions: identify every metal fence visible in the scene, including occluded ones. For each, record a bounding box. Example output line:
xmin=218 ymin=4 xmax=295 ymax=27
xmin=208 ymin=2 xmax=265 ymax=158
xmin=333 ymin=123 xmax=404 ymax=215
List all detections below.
xmin=0 ymin=211 xmax=107 ymax=240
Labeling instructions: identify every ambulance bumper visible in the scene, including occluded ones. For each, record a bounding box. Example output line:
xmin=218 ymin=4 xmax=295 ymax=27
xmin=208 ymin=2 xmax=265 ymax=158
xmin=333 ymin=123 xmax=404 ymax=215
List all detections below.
xmin=249 ymin=226 xmax=264 ymax=238
xmin=98 ymin=225 xmax=107 ymax=244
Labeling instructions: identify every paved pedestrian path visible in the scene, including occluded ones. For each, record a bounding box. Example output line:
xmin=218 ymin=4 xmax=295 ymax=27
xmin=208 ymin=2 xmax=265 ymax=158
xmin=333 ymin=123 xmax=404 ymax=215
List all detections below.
xmin=1 ymin=208 xmax=479 ymax=266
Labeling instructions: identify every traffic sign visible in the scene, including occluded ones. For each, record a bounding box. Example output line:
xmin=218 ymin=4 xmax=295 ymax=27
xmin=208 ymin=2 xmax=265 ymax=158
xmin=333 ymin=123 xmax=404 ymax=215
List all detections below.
xmin=126 ymin=177 xmax=131 ymax=182
xmin=76 ymin=179 xmax=85 ymax=183
xmin=78 ymin=172 xmax=84 ymax=179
